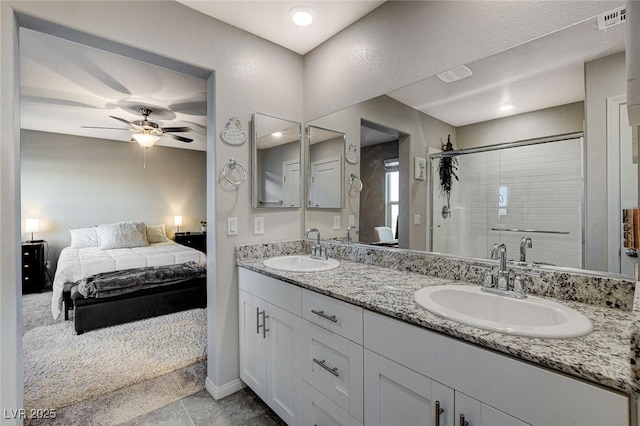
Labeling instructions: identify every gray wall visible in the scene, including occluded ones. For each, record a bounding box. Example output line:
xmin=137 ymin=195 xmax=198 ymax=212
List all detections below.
xmin=457 ymin=102 xmax=585 ymax=149
xmin=20 ymin=130 xmax=206 ymax=273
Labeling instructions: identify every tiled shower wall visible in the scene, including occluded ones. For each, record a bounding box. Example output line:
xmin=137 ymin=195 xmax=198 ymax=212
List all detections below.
xmin=432 ymin=137 xmax=583 ymax=268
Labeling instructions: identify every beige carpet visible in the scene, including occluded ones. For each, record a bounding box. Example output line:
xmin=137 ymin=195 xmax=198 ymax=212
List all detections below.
xmin=23 ymin=308 xmax=207 ymax=416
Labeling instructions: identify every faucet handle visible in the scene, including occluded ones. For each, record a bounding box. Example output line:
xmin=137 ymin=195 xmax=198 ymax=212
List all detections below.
xmin=482 ymin=270 xmax=494 ymax=288
xmin=513 ymin=273 xmax=525 ymax=295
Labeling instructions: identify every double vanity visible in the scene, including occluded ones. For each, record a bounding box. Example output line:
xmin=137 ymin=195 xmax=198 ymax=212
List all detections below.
xmin=236 ymin=239 xmax=639 ymax=425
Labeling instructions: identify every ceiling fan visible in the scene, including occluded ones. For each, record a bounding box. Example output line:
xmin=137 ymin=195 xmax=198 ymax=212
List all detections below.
xmin=82 ymin=107 xmax=193 ymax=147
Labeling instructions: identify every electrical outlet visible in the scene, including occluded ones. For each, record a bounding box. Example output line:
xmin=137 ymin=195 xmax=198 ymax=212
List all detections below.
xmin=253 ymin=216 xmax=264 ymax=235
xmin=333 ymin=215 xmax=341 ymax=230
xmin=227 ymin=217 xmax=238 ymax=236
xmin=348 ymin=215 xmax=355 ymax=227
xmin=414 ymin=214 xmax=421 ymax=225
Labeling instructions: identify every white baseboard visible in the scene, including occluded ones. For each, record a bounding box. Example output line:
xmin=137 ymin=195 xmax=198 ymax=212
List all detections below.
xmin=205 ymin=376 xmax=245 ymax=400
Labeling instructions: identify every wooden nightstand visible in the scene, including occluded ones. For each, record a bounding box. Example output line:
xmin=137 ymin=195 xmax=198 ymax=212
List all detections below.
xmin=22 ymin=241 xmax=46 ymax=293
xmin=174 ymin=232 xmax=206 ymax=254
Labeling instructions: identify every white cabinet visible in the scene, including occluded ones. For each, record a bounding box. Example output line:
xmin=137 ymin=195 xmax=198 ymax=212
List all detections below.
xmin=239 ymin=269 xmax=303 ymax=425
xmin=364 ymin=349 xmax=454 ymax=426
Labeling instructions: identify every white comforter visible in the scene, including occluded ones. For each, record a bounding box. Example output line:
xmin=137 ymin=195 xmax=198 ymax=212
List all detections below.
xmin=51 ymin=241 xmax=206 ymax=320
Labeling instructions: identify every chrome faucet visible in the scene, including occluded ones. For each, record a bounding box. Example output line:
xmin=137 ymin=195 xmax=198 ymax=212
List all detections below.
xmin=519 ymin=237 xmax=533 ymax=263
xmin=482 ymin=242 xmax=527 ymax=299
xmin=346 ymin=225 xmax=359 ymax=243
xmin=304 ymin=228 xmax=327 ymax=260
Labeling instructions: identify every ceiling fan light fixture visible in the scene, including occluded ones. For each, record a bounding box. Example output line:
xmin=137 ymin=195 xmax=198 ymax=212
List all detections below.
xmin=132 ymin=132 xmax=160 ymax=148
xmin=289 ymin=6 xmax=315 ymax=27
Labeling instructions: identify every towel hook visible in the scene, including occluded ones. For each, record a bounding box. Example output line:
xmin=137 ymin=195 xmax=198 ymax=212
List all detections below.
xmin=350 ymin=173 xmax=363 ymax=193
xmin=222 ymin=158 xmax=247 ymax=185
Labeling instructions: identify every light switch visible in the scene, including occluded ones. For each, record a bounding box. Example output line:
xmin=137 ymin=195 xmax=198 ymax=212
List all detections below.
xmin=253 ymin=216 xmax=264 ymax=235
xmin=348 ymin=215 xmax=355 ymax=227
xmin=333 ymin=215 xmax=341 ymax=230
xmin=227 ymin=217 xmax=238 ymax=236
xmin=414 ymin=214 xmax=421 ymax=225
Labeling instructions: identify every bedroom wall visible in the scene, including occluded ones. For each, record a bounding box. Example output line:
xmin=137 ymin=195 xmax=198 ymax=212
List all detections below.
xmin=20 ymin=130 xmax=207 ymax=272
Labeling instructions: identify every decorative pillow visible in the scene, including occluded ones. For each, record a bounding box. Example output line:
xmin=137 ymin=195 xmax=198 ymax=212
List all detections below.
xmin=146 ymin=224 xmax=169 ymax=243
xmin=69 ymin=227 xmax=99 ymax=248
xmin=95 ymin=221 xmax=149 ymax=250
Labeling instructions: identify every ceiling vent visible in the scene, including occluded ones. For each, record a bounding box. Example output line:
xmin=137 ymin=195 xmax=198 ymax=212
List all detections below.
xmin=597 ymin=6 xmax=626 ymax=30
xmin=437 ymin=65 xmax=473 ymax=84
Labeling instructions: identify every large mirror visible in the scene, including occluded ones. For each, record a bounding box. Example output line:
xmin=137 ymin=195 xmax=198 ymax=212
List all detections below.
xmin=305 ymin=16 xmax=632 ymax=277
xmin=307 ymin=125 xmax=346 ymax=209
xmin=252 ymin=112 xmax=302 ymax=208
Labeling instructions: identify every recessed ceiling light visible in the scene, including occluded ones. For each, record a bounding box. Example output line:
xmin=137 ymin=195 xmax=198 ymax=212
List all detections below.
xmin=499 ymin=105 xmax=513 ymax=112
xmin=272 ymin=131 xmax=283 ymax=137
xmin=289 ymin=6 xmax=315 ymax=27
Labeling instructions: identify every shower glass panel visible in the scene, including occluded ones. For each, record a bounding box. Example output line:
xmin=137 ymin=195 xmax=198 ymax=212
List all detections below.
xmin=431 ymin=136 xmax=583 ymax=269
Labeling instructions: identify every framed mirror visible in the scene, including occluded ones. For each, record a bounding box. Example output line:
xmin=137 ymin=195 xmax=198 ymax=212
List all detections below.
xmin=252 ymin=112 xmax=302 ymax=208
xmin=307 ymin=125 xmax=346 ymax=209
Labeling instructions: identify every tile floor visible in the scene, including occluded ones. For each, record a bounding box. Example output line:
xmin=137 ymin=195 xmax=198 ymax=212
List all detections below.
xmin=120 ymin=388 xmax=286 ymax=426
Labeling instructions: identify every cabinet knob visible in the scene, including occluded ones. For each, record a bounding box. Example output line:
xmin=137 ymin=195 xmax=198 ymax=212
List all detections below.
xmin=24 ymin=264 xmax=29 ymax=268
xmin=24 ymin=276 xmax=29 ymax=281
xmin=24 ymin=252 xmax=30 ymax=256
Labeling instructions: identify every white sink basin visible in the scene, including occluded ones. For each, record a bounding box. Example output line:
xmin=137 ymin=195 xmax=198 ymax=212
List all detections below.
xmin=414 ymin=285 xmax=593 ymax=338
xmin=263 ymin=255 xmax=340 ymax=272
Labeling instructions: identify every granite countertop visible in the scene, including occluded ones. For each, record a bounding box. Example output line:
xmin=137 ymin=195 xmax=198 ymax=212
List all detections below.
xmin=237 ymin=256 xmax=640 ymax=395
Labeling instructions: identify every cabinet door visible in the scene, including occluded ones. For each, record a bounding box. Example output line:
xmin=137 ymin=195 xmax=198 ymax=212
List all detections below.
xmin=239 ymin=290 xmax=267 ymax=401
xmin=455 ymin=392 xmax=530 ymax=426
xmin=364 ymin=349 xmax=454 ymax=426
xmin=266 ymin=301 xmax=302 ymax=425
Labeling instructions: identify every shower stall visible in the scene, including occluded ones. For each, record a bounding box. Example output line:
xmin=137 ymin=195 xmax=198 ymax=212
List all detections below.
xmin=430 ymin=133 xmax=584 ymax=269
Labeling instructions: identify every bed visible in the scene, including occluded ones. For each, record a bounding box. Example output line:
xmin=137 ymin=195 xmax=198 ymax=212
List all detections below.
xmin=51 ymin=222 xmax=207 ymax=333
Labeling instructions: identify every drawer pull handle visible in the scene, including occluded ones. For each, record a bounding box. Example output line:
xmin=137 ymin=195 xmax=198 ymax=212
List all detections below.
xmin=435 ymin=401 xmax=444 ymax=426
xmin=313 ymin=358 xmax=339 ymax=377
xmin=256 ymin=307 xmax=269 ymax=338
xmin=311 ymin=309 xmax=337 ymax=323
xmin=459 ymin=414 xmax=468 ymax=426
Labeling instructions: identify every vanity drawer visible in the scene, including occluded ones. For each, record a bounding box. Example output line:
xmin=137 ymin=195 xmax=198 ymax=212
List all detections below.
xmin=303 ymin=381 xmax=362 ymax=426
xmin=302 ymin=321 xmax=363 ymax=421
xmin=302 ymin=289 xmax=363 ymax=344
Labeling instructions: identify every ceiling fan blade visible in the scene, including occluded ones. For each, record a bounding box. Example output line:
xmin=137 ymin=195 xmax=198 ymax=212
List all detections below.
xmin=166 ymin=133 xmax=193 ymax=143
xmin=109 ymin=115 xmax=133 ymax=126
xmin=161 ymin=126 xmax=193 ymax=133
xmin=81 ymin=126 xmax=129 ymax=130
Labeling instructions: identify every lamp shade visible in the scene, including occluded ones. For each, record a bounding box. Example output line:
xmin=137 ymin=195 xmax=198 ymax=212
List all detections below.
xmin=25 ymin=218 xmax=39 ymax=233
xmin=132 ymin=133 xmax=160 ymax=148
xmin=174 ymin=215 xmax=183 ymax=227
